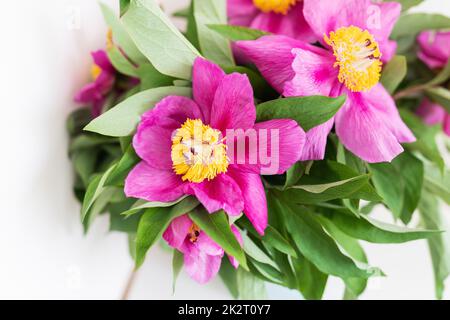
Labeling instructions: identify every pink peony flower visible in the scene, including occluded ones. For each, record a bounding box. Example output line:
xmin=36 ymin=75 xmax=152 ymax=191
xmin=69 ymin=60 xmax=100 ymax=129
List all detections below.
xmin=125 ymin=57 xmax=305 ymax=235
xmin=75 ymin=50 xmax=116 ymax=117
xmin=417 ymin=31 xmax=450 ymax=69
xmin=416 ymin=31 xmax=450 ymax=136
xmin=163 ymin=214 xmax=243 ymax=284
xmin=236 ymin=0 xmax=415 ymax=163
xmin=227 ymin=0 xmax=316 ymax=42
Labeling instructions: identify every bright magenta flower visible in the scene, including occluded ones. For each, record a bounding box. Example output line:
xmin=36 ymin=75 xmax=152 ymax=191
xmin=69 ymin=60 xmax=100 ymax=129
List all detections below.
xmin=228 ymin=0 xmax=315 ymax=42
xmin=237 ymin=0 xmax=415 ymax=163
xmin=125 ymin=58 xmax=305 ymax=235
xmin=416 ymin=31 xmax=450 ymax=136
xmin=163 ymin=214 xmax=242 ymax=284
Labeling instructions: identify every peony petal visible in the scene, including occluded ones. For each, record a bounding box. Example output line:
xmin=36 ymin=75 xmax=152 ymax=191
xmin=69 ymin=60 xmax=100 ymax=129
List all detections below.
xmin=124 ymin=162 xmax=187 ymax=202
xmin=379 ymin=40 xmax=397 ymax=63
xmin=183 ymin=245 xmax=223 ymax=284
xmin=298 ymin=119 xmax=335 ymax=161
xmin=192 ymin=57 xmax=226 ymax=123
xmin=163 ymin=215 xmax=192 ymax=251
xmin=444 ymin=114 xmax=450 ymax=136
xmin=369 ymin=2 xmax=401 ymax=45
xmin=236 ymin=36 xmax=315 ymax=93
xmin=303 ymin=0 xmax=369 ymax=40
xmin=133 ymin=96 xmax=201 ymax=169
xmin=417 ymin=31 xmax=450 ymax=69
xmin=75 ymin=82 xmax=101 ymax=104
xmin=283 ymin=47 xmax=338 ymax=97
xmin=335 ymin=86 xmax=413 ymax=163
xmin=416 ymin=98 xmax=447 ymax=126
xmin=227 ymin=0 xmax=258 ymax=26
xmin=196 ymin=232 xmax=224 ymax=256
xmin=228 ymin=225 xmax=243 ymax=268
xmin=91 ymin=50 xmax=114 ymax=73
xmin=187 ymin=174 xmax=244 ymax=216
xmin=210 ymin=72 xmax=256 ymax=132
xmin=227 ymin=168 xmax=268 ymax=236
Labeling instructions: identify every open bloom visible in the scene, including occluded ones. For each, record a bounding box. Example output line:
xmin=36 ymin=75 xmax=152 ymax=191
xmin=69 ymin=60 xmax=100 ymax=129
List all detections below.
xmin=163 ymin=215 xmax=242 ymax=284
xmin=237 ymin=0 xmax=415 ymax=163
xmin=75 ymin=50 xmax=116 ymax=117
xmin=125 ymin=57 xmax=305 ymax=235
xmin=416 ymin=31 xmax=450 ymax=136
xmin=228 ymin=0 xmax=315 ymax=42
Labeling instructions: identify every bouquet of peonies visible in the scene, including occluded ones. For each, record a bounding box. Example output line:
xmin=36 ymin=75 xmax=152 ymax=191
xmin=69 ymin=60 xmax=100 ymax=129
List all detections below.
xmin=67 ymin=0 xmax=450 ymax=299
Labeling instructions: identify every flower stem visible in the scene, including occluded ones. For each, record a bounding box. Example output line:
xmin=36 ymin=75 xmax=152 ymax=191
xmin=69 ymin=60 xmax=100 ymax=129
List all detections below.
xmin=394 ymin=84 xmax=429 ymax=100
xmin=121 ymin=268 xmax=139 ymax=300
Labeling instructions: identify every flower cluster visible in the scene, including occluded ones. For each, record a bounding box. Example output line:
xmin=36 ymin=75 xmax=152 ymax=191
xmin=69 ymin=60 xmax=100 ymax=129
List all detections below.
xmin=67 ymin=0 xmax=450 ymax=299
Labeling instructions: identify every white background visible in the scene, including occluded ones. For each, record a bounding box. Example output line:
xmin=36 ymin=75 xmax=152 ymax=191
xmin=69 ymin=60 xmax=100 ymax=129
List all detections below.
xmin=0 ymin=0 xmax=449 ymax=300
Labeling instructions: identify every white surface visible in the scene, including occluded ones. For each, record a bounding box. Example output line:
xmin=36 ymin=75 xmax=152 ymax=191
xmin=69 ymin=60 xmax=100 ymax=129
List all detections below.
xmin=0 ymin=0 xmax=449 ymax=300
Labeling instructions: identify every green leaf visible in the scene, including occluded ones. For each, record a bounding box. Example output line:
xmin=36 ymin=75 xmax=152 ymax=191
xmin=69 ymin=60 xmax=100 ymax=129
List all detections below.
xmin=122 ymin=0 xmax=200 ymax=80
xmin=263 ymin=226 xmax=297 ymax=258
xmin=380 ymin=55 xmax=407 ymax=94
xmin=207 ymin=24 xmax=269 ymax=41
xmin=327 ymin=212 xmax=440 ymax=244
xmin=423 ymin=164 xmax=450 ymax=205
xmin=399 ymin=109 xmax=444 ymax=171
xmin=222 ymin=65 xmax=274 ymax=100
xmin=426 ymin=87 xmax=450 ymax=114
xmin=99 ymin=2 xmax=146 ymax=65
xmin=173 ymin=7 xmax=190 ymax=18
xmin=119 ymin=0 xmax=130 ymax=16
xmin=69 ymin=134 xmax=117 ymax=153
xmin=369 ymin=152 xmax=424 ymax=222
xmin=81 ymin=165 xmax=116 ymax=225
xmin=236 ymin=268 xmax=267 ymax=300
xmin=72 ymin=149 xmax=98 ymax=186
xmin=105 ymin=144 xmax=139 ymax=186
xmin=219 ymin=258 xmax=239 ymax=298
xmin=84 ymin=86 xmax=191 ymax=137
xmin=109 ymin=198 xmax=141 ymax=233
xmin=241 ymin=231 xmax=279 ymax=270
xmin=284 ymin=162 xmax=306 ymax=189
xmin=172 ymin=250 xmax=184 ymax=294
xmin=392 ymin=13 xmax=450 ymax=39
xmin=135 ymin=197 xmax=199 ymax=268
xmin=419 ymin=191 xmax=450 ymax=299
xmin=292 ymin=254 xmax=328 ymax=300
xmin=428 ymin=60 xmax=450 ymax=87
xmin=396 ymin=0 xmax=424 ymax=12
xmin=256 ymin=95 xmax=346 ymax=132
xmin=193 ymin=0 xmax=234 ymax=66
xmin=137 ymin=63 xmax=174 ymax=90
xmin=106 ymin=46 xmax=139 ymax=77
xmin=189 ymin=209 xmax=248 ymax=270
xmin=122 ymin=196 xmax=190 ymax=217
xmin=276 ymin=199 xmax=379 ymax=279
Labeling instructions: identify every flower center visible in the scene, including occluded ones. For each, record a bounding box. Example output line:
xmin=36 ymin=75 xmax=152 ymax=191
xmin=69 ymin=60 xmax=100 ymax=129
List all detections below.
xmin=324 ymin=26 xmax=382 ymax=92
xmin=91 ymin=64 xmax=102 ymax=81
xmin=171 ymin=119 xmax=228 ymax=183
xmin=188 ymin=223 xmax=201 ymax=243
xmin=252 ymin=0 xmax=297 ymax=15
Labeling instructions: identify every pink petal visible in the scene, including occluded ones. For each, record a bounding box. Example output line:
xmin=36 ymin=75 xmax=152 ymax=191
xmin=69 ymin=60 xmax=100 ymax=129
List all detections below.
xmin=163 ymin=215 xmax=192 ymax=250
xmin=335 ymin=85 xmax=415 ymax=163
xmin=196 ymin=232 xmax=225 ymax=256
xmin=236 ymin=36 xmax=307 ymax=93
xmin=75 ymin=82 xmax=101 ymax=103
xmin=187 ymin=174 xmax=244 ymax=216
xmin=227 ymin=0 xmax=258 ymax=26
xmin=124 ymin=162 xmax=187 ymax=202
xmin=283 ymin=47 xmax=338 ymax=97
xmin=298 ymin=118 xmax=335 ymax=161
xmin=210 ymin=72 xmax=256 ymax=132
xmin=91 ymin=50 xmax=114 ymax=73
xmin=250 ymin=3 xmax=316 ymax=42
xmin=444 ymin=114 xmax=450 ymax=136
xmin=416 ymin=98 xmax=447 ymax=126
xmin=417 ymin=31 xmax=450 ymax=69
xmin=227 ymin=168 xmax=268 ymax=236
xmin=192 ymin=57 xmax=226 ymax=123
xmin=370 ymin=2 xmax=401 ymax=47
xmin=254 ymin=119 xmax=305 ymax=175
xmin=379 ymin=40 xmax=398 ymax=63
xmin=228 ymin=226 xmax=243 ymax=268
xmin=134 ymin=96 xmax=201 ymax=169
xmin=183 ymin=245 xmax=223 ymax=284
xmin=303 ymin=0 xmax=370 ymax=41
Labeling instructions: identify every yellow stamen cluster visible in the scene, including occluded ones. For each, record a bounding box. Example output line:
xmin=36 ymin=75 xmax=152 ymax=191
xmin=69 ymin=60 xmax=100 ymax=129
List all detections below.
xmin=171 ymin=119 xmax=228 ymax=183
xmin=91 ymin=64 xmax=102 ymax=81
xmin=188 ymin=223 xmax=201 ymax=243
xmin=252 ymin=0 xmax=297 ymax=15
xmin=324 ymin=26 xmax=382 ymax=92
